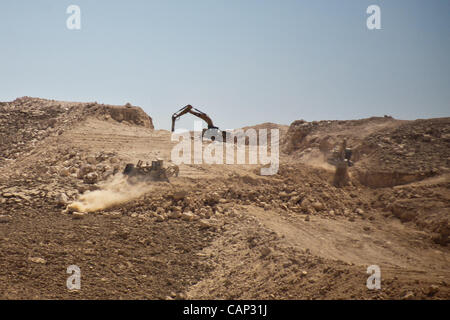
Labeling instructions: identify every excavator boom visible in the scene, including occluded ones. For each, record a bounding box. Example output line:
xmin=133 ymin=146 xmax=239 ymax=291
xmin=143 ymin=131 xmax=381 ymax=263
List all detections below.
xmin=171 ymin=105 xmax=217 ymax=132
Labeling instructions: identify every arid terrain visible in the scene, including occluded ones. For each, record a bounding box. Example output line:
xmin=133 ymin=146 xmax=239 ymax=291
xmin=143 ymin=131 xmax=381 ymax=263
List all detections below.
xmin=0 ymin=97 xmax=448 ymax=299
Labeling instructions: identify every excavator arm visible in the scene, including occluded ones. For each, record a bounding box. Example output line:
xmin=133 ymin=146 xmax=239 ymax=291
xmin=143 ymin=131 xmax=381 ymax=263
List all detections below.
xmin=171 ymin=105 xmax=217 ymax=132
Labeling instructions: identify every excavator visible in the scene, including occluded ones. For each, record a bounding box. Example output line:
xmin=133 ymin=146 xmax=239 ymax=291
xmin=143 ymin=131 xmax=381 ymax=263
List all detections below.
xmin=171 ymin=105 xmax=227 ymax=141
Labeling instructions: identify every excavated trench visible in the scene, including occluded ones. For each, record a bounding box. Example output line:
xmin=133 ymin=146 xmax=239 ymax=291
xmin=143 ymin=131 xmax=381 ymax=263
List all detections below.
xmin=355 ymin=169 xmax=435 ymax=188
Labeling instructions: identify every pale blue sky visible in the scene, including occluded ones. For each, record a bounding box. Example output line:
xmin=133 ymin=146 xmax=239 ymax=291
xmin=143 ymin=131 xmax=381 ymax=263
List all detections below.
xmin=1 ymin=0 xmax=449 ymax=130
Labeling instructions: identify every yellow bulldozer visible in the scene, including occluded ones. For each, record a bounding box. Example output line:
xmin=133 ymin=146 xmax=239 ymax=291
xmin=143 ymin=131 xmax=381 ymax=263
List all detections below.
xmin=123 ymin=159 xmax=179 ymax=183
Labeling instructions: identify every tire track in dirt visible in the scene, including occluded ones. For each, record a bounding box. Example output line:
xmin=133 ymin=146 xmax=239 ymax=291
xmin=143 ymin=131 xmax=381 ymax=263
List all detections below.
xmin=248 ymin=207 xmax=449 ymax=275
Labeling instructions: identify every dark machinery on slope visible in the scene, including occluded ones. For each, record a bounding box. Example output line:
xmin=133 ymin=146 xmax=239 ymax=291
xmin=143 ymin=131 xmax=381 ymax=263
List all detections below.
xmin=123 ymin=160 xmax=179 ymax=183
xmin=327 ymin=139 xmax=353 ymax=167
xmin=171 ymin=105 xmax=227 ymax=141
xmin=327 ymin=139 xmax=353 ymax=187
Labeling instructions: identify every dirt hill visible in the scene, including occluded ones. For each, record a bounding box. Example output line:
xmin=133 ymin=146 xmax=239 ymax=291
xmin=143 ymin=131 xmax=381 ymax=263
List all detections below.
xmin=282 ymin=116 xmax=450 ymax=187
xmin=0 ymin=98 xmax=448 ymax=300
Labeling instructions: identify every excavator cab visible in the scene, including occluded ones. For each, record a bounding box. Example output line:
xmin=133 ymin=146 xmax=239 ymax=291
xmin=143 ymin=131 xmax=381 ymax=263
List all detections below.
xmin=203 ymin=127 xmax=224 ymax=141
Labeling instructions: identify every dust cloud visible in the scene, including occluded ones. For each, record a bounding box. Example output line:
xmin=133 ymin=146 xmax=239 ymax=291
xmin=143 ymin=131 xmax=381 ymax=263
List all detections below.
xmin=68 ymin=174 xmax=153 ymax=213
xmin=301 ymin=150 xmax=335 ymax=171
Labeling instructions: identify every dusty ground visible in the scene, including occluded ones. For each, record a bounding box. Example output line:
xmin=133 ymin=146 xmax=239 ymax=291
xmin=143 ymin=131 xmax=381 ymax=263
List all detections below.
xmin=0 ymin=97 xmax=448 ymax=299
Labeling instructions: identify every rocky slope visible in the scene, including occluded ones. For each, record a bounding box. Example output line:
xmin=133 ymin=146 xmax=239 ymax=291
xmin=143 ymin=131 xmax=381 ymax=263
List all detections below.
xmin=0 ymin=97 xmax=448 ymax=300
xmin=0 ymin=97 xmax=153 ymax=163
